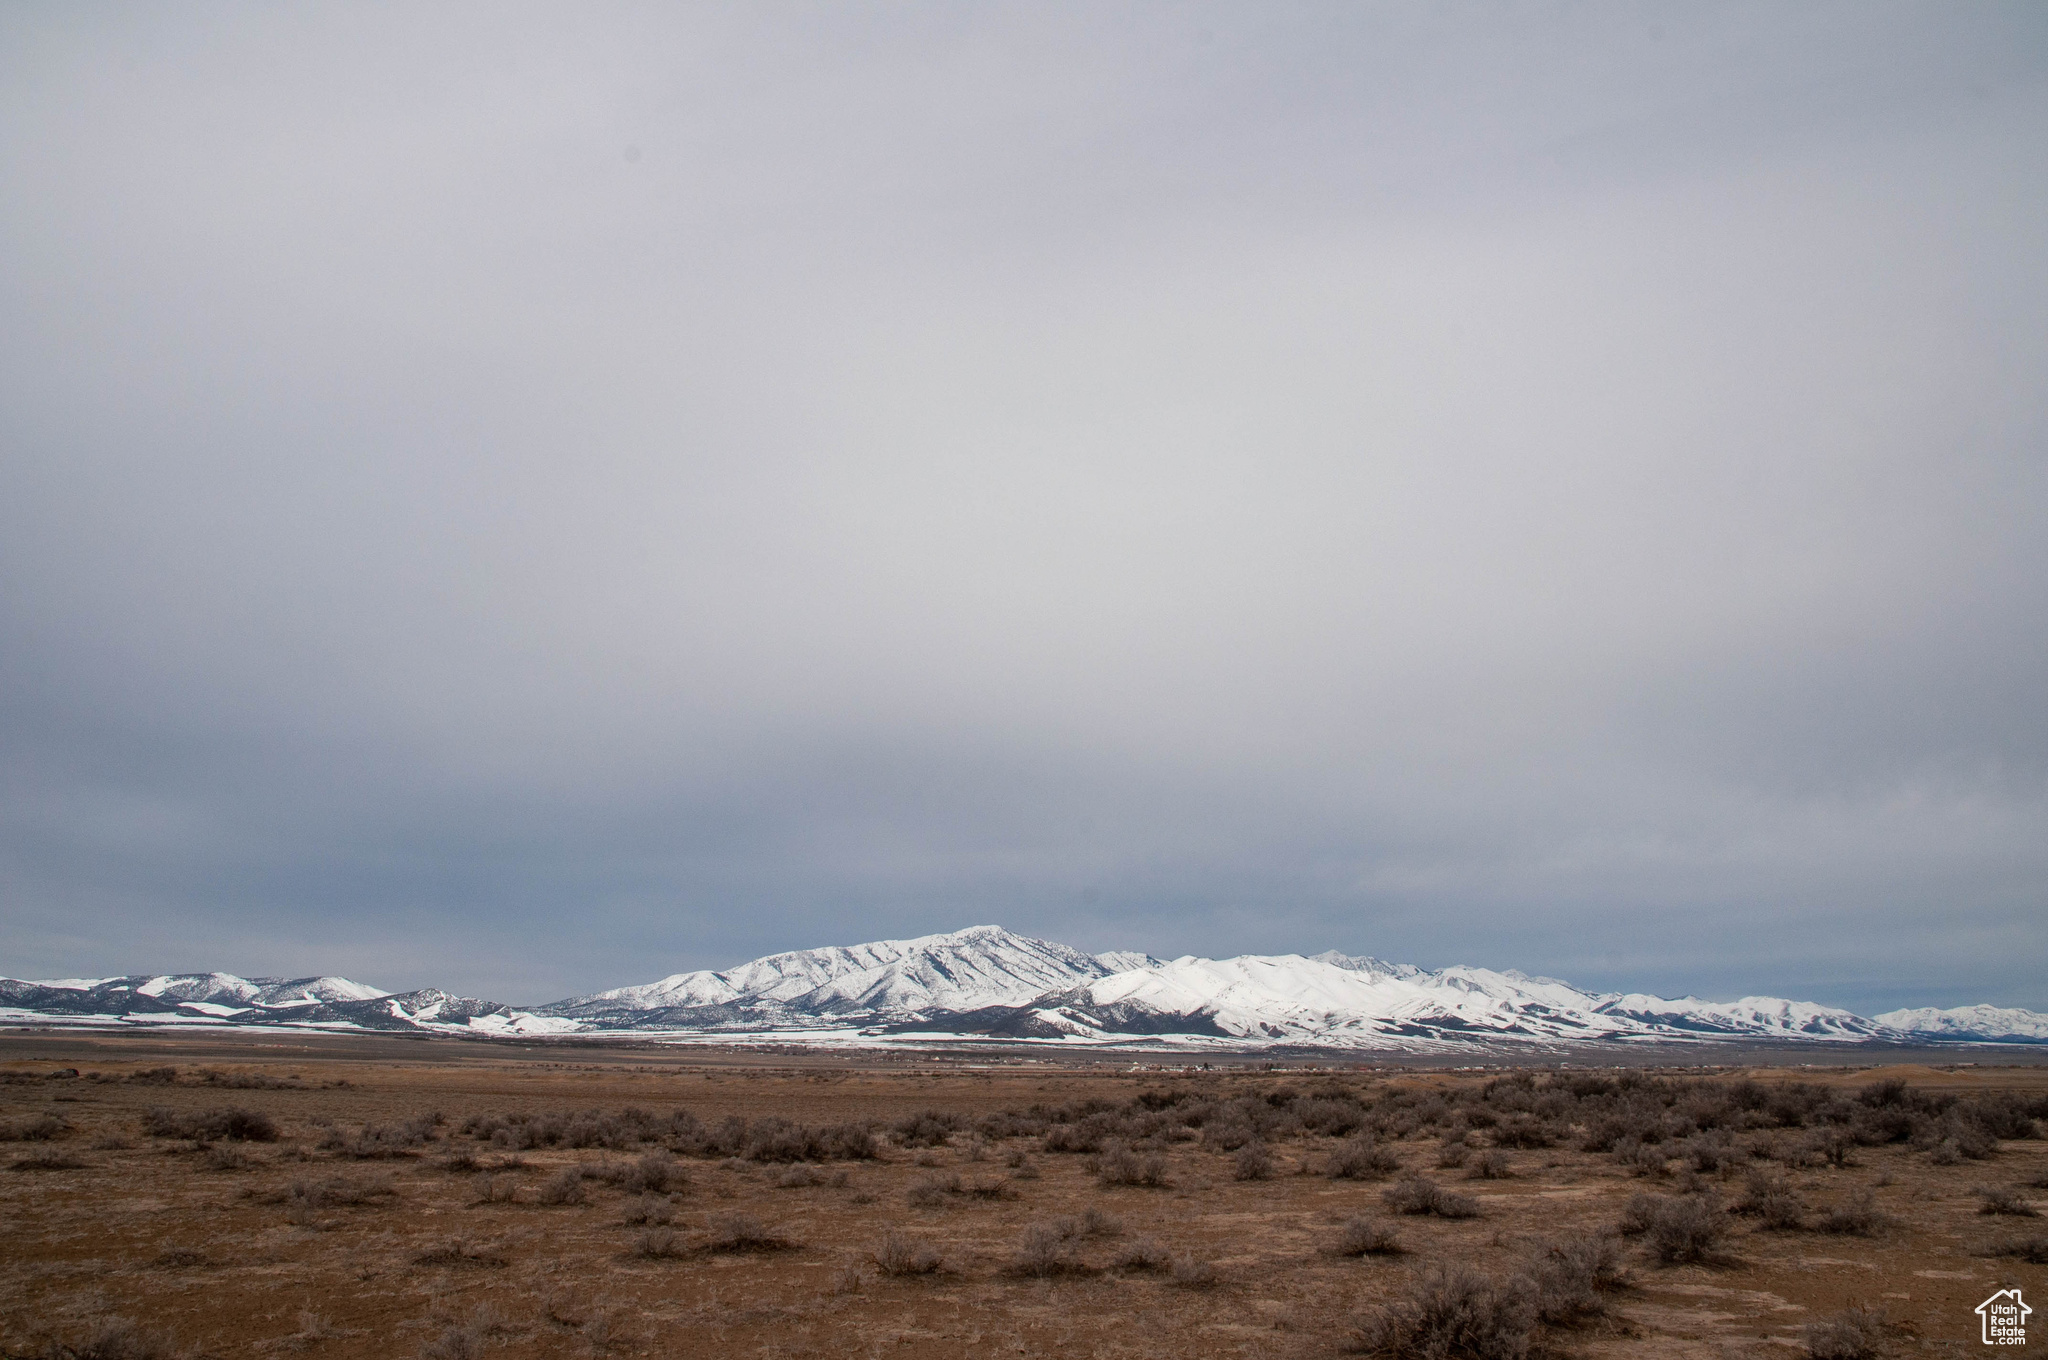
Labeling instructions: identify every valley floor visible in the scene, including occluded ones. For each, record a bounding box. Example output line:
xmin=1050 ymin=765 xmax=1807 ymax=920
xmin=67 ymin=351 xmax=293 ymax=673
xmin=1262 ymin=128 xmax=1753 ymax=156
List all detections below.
xmin=1 ymin=1033 xmax=2044 ymax=1358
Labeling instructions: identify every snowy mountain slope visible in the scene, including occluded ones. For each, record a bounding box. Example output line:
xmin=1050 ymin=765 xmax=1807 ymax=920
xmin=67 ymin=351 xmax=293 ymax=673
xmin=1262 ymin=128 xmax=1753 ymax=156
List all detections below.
xmin=1593 ymin=993 xmax=1890 ymax=1039
xmin=7 ymin=926 xmax=2039 ymax=1048
xmin=542 ymin=925 xmax=1109 ymax=1023
xmin=0 ymin=973 xmax=390 ymax=1019
xmin=908 ymin=954 xmax=1639 ymax=1044
xmin=1873 ymin=1004 xmax=2048 ymax=1042
xmin=1071 ymin=953 xmax=1603 ymax=1041
xmin=878 ymin=949 xmax=1914 ymax=1047
xmin=0 ymin=973 xmax=580 ymax=1037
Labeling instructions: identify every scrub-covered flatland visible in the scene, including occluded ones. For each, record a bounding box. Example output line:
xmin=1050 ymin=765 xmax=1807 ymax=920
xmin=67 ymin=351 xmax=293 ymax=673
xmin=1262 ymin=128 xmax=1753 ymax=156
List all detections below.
xmin=1 ymin=1036 xmax=2044 ymax=1359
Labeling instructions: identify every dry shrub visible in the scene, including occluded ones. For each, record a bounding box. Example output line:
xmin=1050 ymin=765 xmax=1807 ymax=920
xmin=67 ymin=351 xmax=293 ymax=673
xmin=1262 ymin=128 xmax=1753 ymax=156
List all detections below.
xmin=470 ymin=1173 xmax=518 ymax=1205
xmin=1467 ymin=1150 xmax=1513 ymax=1180
xmin=149 ymin=1249 xmax=209 ymax=1270
xmin=1169 ymin=1255 xmax=1219 ymax=1288
xmin=322 ymin=1116 xmax=435 ymax=1159
xmin=1803 ymin=1305 xmax=1887 ymax=1360
xmin=282 ymin=1171 xmax=401 ymax=1220
xmin=0 ymin=1113 xmax=69 ymax=1142
xmin=1816 ymin=1189 xmax=1891 ymax=1237
xmin=965 ymin=1176 xmax=1021 ymax=1200
xmin=435 ymin=1148 xmax=479 ymax=1174
xmin=1068 ymin=1207 xmax=1122 ymax=1237
xmin=1382 ymin=1176 xmax=1481 ymax=1219
xmin=1492 ymin=1116 xmax=1555 ymax=1150
xmin=1800 ymin=1129 xmax=1856 ymax=1169
xmin=1528 ymin=1234 xmax=1631 ymax=1324
xmin=1233 ymin=1142 xmax=1274 ymax=1181
xmin=11 ymin=1149 xmax=86 ymax=1171
xmin=1008 ymin=1222 xmax=1093 ymax=1278
xmin=621 ymin=1193 xmax=675 ymax=1225
xmin=1735 ymin=1170 xmax=1806 ymax=1230
xmin=1112 ymin=1236 xmax=1170 ymax=1271
xmin=906 ymin=1171 xmax=961 ymax=1206
xmin=282 ymin=1173 xmax=396 ymax=1222
xmin=1330 ymin=1216 xmax=1405 ymax=1257
xmin=1328 ymin=1138 xmax=1402 ymax=1181
xmin=634 ymin=1227 xmax=688 ymax=1259
xmin=702 ymin=1211 xmax=796 ymax=1253
xmin=38 ymin=1316 xmax=183 ymax=1360
xmin=417 ymin=1324 xmax=479 ymax=1360
xmin=873 ymin=1231 xmax=946 ymax=1276
xmin=1977 ymin=1185 xmax=2041 ymax=1217
xmin=1619 ymin=1193 xmax=1727 ymax=1264
xmin=201 ymin=1145 xmax=252 ymax=1172
xmin=141 ymin=1106 xmax=277 ymax=1143
xmin=1438 ymin=1138 xmax=1471 ymax=1170
xmin=410 ymin=1237 xmax=510 ymax=1269
xmin=892 ymin=1110 xmax=963 ymax=1148
xmin=774 ymin=1164 xmax=844 ymax=1189
xmin=628 ymin=1151 xmax=687 ymax=1192
xmin=1343 ymin=1262 xmax=1536 ymax=1359
xmin=1975 ymin=1235 xmax=2048 ymax=1264
xmin=284 ymin=1309 xmax=341 ymax=1348
xmin=1094 ymin=1144 xmax=1169 ymax=1187
xmin=581 ymin=1308 xmax=622 ymax=1354
xmin=1619 ymin=1141 xmax=1670 ymax=1178
xmin=536 ymin=1166 xmax=587 ymax=1205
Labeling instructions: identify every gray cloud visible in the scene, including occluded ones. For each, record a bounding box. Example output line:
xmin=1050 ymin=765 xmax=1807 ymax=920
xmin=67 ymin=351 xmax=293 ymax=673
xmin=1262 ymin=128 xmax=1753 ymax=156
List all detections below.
xmin=2 ymin=2 xmax=2044 ymax=1012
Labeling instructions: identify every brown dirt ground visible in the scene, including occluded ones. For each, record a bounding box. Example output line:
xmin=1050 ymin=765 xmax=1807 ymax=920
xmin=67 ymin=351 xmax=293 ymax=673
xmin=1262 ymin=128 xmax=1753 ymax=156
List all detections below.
xmin=1 ymin=1033 xmax=2043 ymax=1358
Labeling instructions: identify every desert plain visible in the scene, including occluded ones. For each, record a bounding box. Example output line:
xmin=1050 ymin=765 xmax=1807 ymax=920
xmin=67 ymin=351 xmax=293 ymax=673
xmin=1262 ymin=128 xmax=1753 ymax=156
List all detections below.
xmin=1 ymin=1031 xmax=2044 ymax=1359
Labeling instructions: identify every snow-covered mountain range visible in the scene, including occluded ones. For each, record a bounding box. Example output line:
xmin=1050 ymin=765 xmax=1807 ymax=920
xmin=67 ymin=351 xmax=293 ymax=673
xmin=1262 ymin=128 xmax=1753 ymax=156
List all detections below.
xmin=4 ymin=925 xmax=2042 ymax=1050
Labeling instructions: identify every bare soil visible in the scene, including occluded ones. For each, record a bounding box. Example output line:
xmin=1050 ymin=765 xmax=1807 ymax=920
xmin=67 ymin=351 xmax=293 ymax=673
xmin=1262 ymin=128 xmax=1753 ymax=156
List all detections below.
xmin=1 ymin=1032 xmax=2043 ymax=1358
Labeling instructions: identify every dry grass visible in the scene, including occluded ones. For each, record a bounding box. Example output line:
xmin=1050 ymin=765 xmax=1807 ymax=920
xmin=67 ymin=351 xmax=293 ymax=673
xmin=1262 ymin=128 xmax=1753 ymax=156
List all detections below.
xmin=1 ymin=1040 xmax=2043 ymax=1359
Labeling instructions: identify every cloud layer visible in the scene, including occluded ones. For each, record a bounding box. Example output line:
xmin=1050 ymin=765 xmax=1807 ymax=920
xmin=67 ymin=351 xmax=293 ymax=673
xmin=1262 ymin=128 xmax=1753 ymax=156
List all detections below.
xmin=3 ymin=2 xmax=2044 ymax=1010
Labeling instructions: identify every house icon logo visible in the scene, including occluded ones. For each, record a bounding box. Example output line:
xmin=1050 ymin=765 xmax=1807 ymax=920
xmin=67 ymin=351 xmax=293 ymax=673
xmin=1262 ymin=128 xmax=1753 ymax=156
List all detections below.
xmin=1978 ymin=1288 xmax=2031 ymax=1346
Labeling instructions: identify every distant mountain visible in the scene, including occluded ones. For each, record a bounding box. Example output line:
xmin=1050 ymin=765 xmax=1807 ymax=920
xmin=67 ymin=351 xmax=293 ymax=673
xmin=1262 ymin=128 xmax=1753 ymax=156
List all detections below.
xmin=538 ymin=925 xmax=1114 ymax=1029
xmin=0 ymin=974 xmax=575 ymax=1037
xmin=4 ymin=928 xmax=2043 ymax=1050
xmin=887 ymin=954 xmax=1904 ymax=1046
xmin=1592 ymin=993 xmax=1890 ymax=1040
xmin=1873 ymin=1004 xmax=2048 ymax=1043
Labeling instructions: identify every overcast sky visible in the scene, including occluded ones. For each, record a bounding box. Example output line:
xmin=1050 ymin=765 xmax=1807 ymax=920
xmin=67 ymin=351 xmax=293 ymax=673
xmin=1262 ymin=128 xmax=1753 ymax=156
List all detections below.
xmin=2 ymin=2 xmax=2044 ymax=1012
